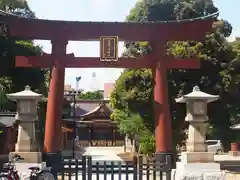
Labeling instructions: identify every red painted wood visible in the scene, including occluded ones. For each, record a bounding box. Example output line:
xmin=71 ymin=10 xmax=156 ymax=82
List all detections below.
xmin=15 ymin=55 xmax=156 ymax=68
xmin=15 ymin=54 xmax=74 ymax=67
xmin=16 ymin=56 xmax=52 ymax=67
xmin=154 ymin=62 xmax=172 ymax=152
xmin=150 ymin=42 xmax=172 ymax=153
xmin=16 ymin=55 xmax=200 ymax=69
xmin=165 ymin=59 xmax=200 ymax=69
xmin=44 ymin=41 xmax=67 ymax=153
xmin=6 ymin=18 xmax=213 ymax=41
xmin=65 ymin=57 xmax=156 ymax=68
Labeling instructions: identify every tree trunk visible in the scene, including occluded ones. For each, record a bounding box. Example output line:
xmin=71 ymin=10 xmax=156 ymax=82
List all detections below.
xmin=132 ymin=138 xmax=136 ymax=152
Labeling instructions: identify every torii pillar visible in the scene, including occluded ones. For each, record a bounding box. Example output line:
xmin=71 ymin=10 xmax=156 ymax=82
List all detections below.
xmin=152 ymin=42 xmax=172 ymax=163
xmin=151 ymin=41 xmax=200 ymax=163
xmin=43 ymin=40 xmax=67 ymax=173
xmin=154 ymin=61 xmax=172 ymax=154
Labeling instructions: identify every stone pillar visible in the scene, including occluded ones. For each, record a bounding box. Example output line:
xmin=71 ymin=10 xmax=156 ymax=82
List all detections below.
xmin=7 ymin=85 xmax=43 ymax=163
xmin=172 ymin=86 xmax=225 ymax=180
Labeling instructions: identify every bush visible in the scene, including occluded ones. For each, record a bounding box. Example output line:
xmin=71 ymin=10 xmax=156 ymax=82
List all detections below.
xmin=138 ymin=131 xmax=155 ymax=155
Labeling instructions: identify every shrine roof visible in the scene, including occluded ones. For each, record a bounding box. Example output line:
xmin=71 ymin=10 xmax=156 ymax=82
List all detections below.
xmin=0 ymin=112 xmax=16 ymax=127
xmin=79 ymin=102 xmax=112 ymax=117
xmin=62 ymin=100 xmax=112 ymax=121
xmin=74 ymin=100 xmax=112 ymax=116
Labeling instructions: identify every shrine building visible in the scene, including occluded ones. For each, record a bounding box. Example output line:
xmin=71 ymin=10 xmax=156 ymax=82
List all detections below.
xmin=62 ymin=99 xmax=124 ymax=150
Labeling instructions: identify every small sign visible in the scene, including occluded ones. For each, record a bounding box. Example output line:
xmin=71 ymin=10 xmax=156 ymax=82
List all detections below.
xmin=100 ymin=36 xmax=118 ymax=61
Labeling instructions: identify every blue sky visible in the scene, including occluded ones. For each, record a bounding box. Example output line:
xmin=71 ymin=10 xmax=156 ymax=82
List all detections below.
xmin=27 ymin=0 xmax=239 ymax=91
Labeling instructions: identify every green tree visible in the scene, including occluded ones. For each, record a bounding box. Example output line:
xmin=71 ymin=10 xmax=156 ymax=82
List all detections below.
xmin=0 ymin=77 xmax=15 ymax=111
xmin=228 ymin=38 xmax=240 ymax=127
xmin=0 ymin=0 xmax=48 ymax=98
xmin=78 ymin=90 xmax=103 ymax=100
xmin=110 ymin=0 xmax=240 ymax=154
xmin=111 ymin=110 xmax=155 ymax=154
xmin=0 ymin=0 xmax=35 ymax=17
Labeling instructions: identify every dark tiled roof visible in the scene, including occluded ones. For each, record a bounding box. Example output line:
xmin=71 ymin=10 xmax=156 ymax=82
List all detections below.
xmin=74 ymin=100 xmax=112 ymax=116
xmin=0 ymin=112 xmax=16 ymax=127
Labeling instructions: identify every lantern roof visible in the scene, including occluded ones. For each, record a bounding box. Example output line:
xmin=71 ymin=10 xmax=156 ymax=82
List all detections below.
xmin=175 ymin=86 xmax=219 ymax=103
xmin=7 ymin=85 xmax=42 ymax=101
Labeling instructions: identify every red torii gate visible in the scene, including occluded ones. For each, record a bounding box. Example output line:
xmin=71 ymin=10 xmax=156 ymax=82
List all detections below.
xmin=3 ymin=16 xmax=213 ymax=164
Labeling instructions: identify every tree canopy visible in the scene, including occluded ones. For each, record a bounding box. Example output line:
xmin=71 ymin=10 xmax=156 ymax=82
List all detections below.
xmin=0 ymin=0 xmax=35 ymax=17
xmin=110 ymin=0 xmax=240 ymax=154
xmin=0 ymin=0 xmax=48 ymax=110
xmin=78 ymin=90 xmax=103 ymax=100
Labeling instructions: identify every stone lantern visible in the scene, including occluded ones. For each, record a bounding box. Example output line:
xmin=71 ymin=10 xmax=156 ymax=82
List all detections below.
xmin=7 ymin=85 xmax=43 ymax=163
xmin=175 ymin=86 xmax=219 ymax=159
xmin=172 ymin=86 xmax=225 ymax=180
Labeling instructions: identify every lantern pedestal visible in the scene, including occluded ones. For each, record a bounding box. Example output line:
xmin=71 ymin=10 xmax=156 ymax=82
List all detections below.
xmin=14 ymin=119 xmax=38 ymax=151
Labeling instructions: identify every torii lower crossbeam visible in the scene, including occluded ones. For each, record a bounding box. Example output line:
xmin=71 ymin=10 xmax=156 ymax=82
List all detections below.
xmin=16 ymin=55 xmax=200 ymax=69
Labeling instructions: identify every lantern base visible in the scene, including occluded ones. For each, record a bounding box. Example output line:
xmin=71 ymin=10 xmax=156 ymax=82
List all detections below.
xmin=172 ymin=162 xmax=225 ymax=180
xmin=13 ymin=162 xmax=46 ymax=178
xmin=9 ymin=151 xmax=42 ymax=163
xmin=180 ymin=152 xmax=214 ymax=163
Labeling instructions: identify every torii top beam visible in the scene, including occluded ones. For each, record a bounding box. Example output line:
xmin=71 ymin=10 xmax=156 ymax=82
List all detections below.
xmin=0 ymin=12 xmax=214 ymax=69
xmin=3 ymin=16 xmax=213 ymax=41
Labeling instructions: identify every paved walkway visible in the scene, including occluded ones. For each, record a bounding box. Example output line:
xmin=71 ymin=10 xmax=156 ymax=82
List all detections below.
xmin=82 ymin=147 xmax=124 ymax=161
